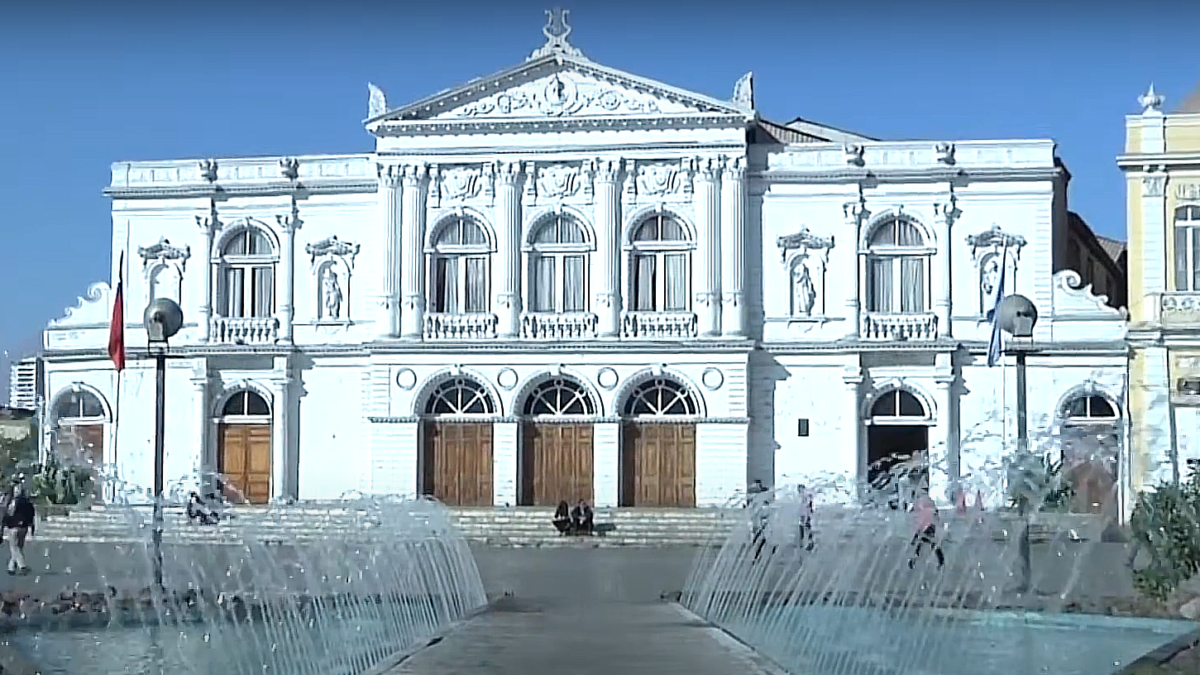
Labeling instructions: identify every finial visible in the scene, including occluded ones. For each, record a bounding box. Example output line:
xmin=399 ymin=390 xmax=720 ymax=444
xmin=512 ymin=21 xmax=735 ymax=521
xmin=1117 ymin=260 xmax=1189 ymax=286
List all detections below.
xmin=529 ymin=7 xmax=585 ymax=60
xmin=1139 ymin=83 xmax=1164 ymax=114
xmin=732 ymin=72 xmax=754 ymax=109
xmin=367 ymin=83 xmax=388 ymax=119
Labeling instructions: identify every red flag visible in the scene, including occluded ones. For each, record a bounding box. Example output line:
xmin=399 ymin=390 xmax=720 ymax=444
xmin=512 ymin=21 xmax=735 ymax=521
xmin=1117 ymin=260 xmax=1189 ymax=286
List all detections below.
xmin=108 ymin=252 xmax=126 ymax=372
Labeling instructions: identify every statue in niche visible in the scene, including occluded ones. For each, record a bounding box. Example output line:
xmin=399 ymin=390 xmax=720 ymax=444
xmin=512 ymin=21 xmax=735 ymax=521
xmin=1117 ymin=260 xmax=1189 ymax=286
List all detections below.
xmin=792 ymin=260 xmax=817 ymax=316
xmin=980 ymin=255 xmax=1003 ymax=313
xmin=322 ymin=267 xmax=343 ymax=320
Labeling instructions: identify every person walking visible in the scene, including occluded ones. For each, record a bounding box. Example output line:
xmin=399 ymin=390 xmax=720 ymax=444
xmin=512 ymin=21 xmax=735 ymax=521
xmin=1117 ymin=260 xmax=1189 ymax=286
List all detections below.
xmin=907 ymin=492 xmax=945 ymax=570
xmin=797 ymin=484 xmax=815 ymax=551
xmin=3 ymin=481 xmax=35 ymax=576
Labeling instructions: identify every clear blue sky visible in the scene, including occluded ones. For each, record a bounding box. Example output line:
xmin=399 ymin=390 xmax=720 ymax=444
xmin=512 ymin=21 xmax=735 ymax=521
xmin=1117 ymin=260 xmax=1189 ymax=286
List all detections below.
xmin=2 ymin=1 xmax=1197 ymax=400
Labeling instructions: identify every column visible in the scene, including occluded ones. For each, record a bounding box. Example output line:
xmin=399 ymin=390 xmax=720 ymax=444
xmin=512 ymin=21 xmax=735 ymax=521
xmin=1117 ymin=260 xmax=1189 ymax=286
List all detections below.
xmin=693 ymin=158 xmax=722 ymax=337
xmin=195 ymin=204 xmax=219 ymax=342
xmin=932 ymin=198 xmax=955 ymax=338
xmin=276 ymin=202 xmax=300 ymax=344
xmin=842 ymin=365 xmax=865 ymax=499
xmin=377 ymin=164 xmax=402 ymax=338
xmin=593 ymin=159 xmax=622 ymax=337
xmin=721 ymin=157 xmax=747 ymax=337
xmin=494 ymin=162 xmax=523 ymax=338
xmin=190 ymin=368 xmax=211 ymax=492
xmin=931 ymin=377 xmax=956 ymax=505
xmin=842 ymin=199 xmax=866 ymax=339
xmin=270 ymin=372 xmax=292 ymax=501
xmin=399 ymin=163 xmax=429 ymax=340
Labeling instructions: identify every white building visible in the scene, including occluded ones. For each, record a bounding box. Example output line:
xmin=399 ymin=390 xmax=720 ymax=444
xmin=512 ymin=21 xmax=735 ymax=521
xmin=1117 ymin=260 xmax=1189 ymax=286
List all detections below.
xmin=8 ymin=357 xmax=42 ymax=412
xmin=39 ymin=13 xmax=1128 ymax=510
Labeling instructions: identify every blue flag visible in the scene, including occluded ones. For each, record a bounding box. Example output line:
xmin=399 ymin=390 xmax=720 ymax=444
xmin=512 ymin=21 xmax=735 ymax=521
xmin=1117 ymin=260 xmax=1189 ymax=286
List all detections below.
xmin=986 ymin=247 xmax=1008 ymax=367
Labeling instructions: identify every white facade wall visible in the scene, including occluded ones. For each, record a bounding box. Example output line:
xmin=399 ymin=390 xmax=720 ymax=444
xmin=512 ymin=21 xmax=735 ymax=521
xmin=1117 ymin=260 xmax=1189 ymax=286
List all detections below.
xmin=37 ymin=40 xmax=1128 ymax=508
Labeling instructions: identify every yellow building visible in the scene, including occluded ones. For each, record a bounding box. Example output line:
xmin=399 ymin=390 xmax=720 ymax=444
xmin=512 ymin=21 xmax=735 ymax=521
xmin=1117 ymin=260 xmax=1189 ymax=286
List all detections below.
xmin=1121 ymin=82 xmax=1200 ymax=493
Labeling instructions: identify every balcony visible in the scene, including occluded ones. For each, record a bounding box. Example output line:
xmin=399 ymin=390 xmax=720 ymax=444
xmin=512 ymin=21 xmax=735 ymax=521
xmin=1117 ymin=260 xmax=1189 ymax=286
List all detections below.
xmin=860 ymin=313 xmax=938 ymax=341
xmin=210 ymin=317 xmax=279 ymax=345
xmin=521 ymin=312 xmax=598 ymax=339
xmin=1160 ymin=293 xmax=1200 ymax=329
xmin=424 ymin=313 xmax=498 ymax=340
xmin=620 ymin=311 xmax=698 ymax=339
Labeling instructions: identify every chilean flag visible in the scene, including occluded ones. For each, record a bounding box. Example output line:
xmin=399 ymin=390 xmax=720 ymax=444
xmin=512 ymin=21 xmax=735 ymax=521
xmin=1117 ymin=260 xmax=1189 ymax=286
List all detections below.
xmin=108 ymin=252 xmax=125 ymax=372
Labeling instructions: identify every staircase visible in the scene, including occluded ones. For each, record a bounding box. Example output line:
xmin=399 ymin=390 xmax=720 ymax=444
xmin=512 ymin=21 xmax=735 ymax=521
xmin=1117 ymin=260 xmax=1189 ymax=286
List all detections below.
xmin=31 ymin=504 xmax=740 ymax=548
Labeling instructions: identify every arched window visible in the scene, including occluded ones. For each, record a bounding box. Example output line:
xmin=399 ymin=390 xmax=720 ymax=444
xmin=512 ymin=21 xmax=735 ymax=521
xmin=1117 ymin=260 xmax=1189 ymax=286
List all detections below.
xmin=528 ymin=215 xmax=589 ymax=313
xmin=1174 ymin=205 xmax=1200 ymax=291
xmin=865 ymin=217 xmax=930 ymax=314
xmin=1061 ymin=394 xmax=1118 ymax=423
xmin=629 ymin=214 xmax=690 ymax=312
xmin=622 ymin=378 xmax=699 ymax=416
xmin=218 ymin=226 xmax=276 ymax=319
xmin=1059 ymin=392 xmax=1120 ymax=514
xmin=222 ymin=390 xmax=271 ymax=417
xmin=870 ymin=389 xmax=927 ymax=420
xmin=53 ymin=389 xmax=106 ymax=421
xmin=428 ymin=217 xmax=490 ymax=314
xmin=523 ymin=378 xmax=597 ymax=416
xmin=425 ymin=377 xmax=496 ymax=415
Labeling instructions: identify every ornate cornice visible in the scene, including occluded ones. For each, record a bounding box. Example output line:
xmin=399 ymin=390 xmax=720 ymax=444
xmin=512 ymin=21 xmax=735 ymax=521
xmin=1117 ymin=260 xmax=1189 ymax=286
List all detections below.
xmin=107 ymin=179 xmax=377 ymax=200
xmin=136 ymin=237 xmax=191 ymax=270
xmin=762 ymin=166 xmax=1064 ymax=185
xmin=371 ymin=114 xmax=750 ymax=137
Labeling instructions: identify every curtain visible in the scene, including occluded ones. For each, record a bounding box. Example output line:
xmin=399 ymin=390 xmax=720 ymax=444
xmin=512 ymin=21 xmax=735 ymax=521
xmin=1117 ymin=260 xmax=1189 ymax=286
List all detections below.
xmin=435 ymin=257 xmax=458 ymax=313
xmin=1190 ymin=228 xmax=1200 ymax=292
xmin=634 ymin=255 xmax=656 ymax=311
xmin=896 ymin=221 xmax=923 ymax=247
xmin=252 ymin=266 xmax=274 ymax=318
xmin=868 ymin=258 xmax=893 ymax=312
xmin=533 ymin=256 xmax=556 ymax=312
xmin=1176 ymin=227 xmax=1190 ymax=291
xmin=664 ymin=254 xmax=687 ymax=311
xmin=464 ymin=256 xmax=487 ymax=313
xmin=563 ymin=255 xmax=585 ymax=312
xmin=224 ymin=267 xmax=244 ymax=317
xmin=900 ymin=258 xmax=925 ymax=313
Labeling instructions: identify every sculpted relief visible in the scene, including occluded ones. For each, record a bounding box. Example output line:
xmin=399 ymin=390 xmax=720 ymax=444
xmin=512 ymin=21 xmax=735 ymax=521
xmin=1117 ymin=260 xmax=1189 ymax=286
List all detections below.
xmin=967 ymin=225 xmax=1026 ymax=316
xmin=137 ymin=237 xmax=191 ymax=306
xmin=442 ymin=71 xmax=696 ymax=120
xmin=777 ymin=227 xmax=834 ymax=318
xmin=305 ymin=236 xmax=360 ymax=323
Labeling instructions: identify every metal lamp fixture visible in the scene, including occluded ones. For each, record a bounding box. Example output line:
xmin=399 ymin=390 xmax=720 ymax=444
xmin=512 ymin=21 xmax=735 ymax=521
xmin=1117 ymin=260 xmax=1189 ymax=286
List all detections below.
xmin=143 ymin=297 xmax=183 ymax=594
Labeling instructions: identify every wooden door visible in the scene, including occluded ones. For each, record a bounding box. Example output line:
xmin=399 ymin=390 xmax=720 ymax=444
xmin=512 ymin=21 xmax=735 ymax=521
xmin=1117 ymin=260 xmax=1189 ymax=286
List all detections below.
xmin=64 ymin=424 xmax=105 ymax=502
xmin=219 ymin=424 xmax=272 ymax=504
xmin=422 ymin=422 xmax=494 ymax=506
xmin=521 ymin=424 xmax=593 ymax=506
xmin=621 ymin=424 xmax=696 ymax=507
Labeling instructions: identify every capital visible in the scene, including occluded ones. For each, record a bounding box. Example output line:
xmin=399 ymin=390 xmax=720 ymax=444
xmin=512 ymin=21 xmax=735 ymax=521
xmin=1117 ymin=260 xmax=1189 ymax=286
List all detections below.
xmin=721 ymin=156 xmax=747 ymax=182
xmin=693 ymin=157 xmax=721 ymax=183
xmin=276 ymin=206 xmax=302 ymax=233
xmin=495 ymin=161 xmax=523 ymax=187
xmin=401 ymin=163 xmax=428 ymax=187
xmin=593 ymin=158 xmax=622 ymax=185
xmin=934 ymin=197 xmax=960 ymax=225
xmin=195 ymin=202 xmax=221 ymax=233
xmin=377 ymin=163 xmax=403 ymax=188
xmin=842 ymin=198 xmax=867 ymax=222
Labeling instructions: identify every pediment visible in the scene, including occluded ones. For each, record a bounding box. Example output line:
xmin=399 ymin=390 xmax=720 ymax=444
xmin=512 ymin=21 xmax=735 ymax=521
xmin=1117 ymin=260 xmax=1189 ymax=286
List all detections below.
xmin=368 ymin=54 xmax=751 ymax=130
xmin=48 ymin=282 xmax=112 ymax=328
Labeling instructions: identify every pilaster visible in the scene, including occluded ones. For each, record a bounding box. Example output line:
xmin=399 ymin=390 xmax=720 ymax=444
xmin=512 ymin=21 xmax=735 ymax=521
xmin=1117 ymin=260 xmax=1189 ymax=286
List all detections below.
xmin=932 ymin=195 xmax=959 ymax=338
xmin=377 ymin=164 xmax=403 ymax=338
xmin=593 ymin=159 xmax=623 ymax=337
xmin=189 ymin=362 xmax=211 ymax=486
xmin=494 ymin=162 xmax=523 ymax=338
xmin=932 ymin=371 xmax=958 ymax=505
xmin=195 ymin=202 xmax=220 ymax=343
xmin=720 ymin=156 xmax=747 ymax=337
xmin=842 ymin=196 xmax=868 ymax=339
xmin=1141 ymin=168 xmax=1168 ymax=304
xmin=275 ymin=201 xmax=301 ymax=344
xmin=399 ymin=163 xmax=429 ymax=340
xmin=693 ymin=158 xmax=722 ymax=337
xmin=842 ymin=361 xmax=864 ymax=497
xmin=269 ymin=365 xmax=293 ymax=501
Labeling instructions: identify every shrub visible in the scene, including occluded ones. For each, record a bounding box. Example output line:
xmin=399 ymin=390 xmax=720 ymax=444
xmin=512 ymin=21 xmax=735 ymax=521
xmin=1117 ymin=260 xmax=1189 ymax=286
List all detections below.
xmin=1129 ymin=463 xmax=1200 ymax=601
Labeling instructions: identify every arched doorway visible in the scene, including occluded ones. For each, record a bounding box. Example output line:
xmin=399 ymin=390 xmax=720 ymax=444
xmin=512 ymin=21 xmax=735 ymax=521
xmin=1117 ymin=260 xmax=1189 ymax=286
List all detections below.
xmin=217 ymin=390 xmax=272 ymax=504
xmin=421 ymin=377 xmax=496 ymax=506
xmin=51 ymin=387 xmax=108 ymax=501
xmin=865 ymin=387 xmax=930 ymax=508
xmin=620 ymin=377 xmax=700 ymax=507
xmin=520 ymin=377 xmax=596 ymax=506
xmin=1059 ymin=393 xmax=1120 ymax=514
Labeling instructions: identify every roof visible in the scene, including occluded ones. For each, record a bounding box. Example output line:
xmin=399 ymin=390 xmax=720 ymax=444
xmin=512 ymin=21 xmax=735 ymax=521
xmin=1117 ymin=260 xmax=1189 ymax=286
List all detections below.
xmin=1094 ymin=235 xmax=1128 ymax=264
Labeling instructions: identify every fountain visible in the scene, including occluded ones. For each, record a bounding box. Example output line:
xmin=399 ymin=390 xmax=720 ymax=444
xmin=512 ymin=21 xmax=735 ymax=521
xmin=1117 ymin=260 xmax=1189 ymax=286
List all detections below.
xmin=682 ymin=445 xmax=1200 ymax=675
xmin=0 ymin=474 xmax=488 ymax=675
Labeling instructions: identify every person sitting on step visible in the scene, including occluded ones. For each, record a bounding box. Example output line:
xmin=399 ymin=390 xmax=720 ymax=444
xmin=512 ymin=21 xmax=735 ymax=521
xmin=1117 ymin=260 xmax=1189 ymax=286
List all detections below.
xmin=187 ymin=492 xmax=219 ymax=525
xmin=552 ymin=501 xmax=572 ymax=535
xmin=570 ymin=499 xmax=595 ymax=536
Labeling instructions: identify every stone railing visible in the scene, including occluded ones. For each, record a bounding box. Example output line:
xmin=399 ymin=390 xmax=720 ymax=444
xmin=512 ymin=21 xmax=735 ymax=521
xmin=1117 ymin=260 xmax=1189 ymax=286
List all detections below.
xmin=1160 ymin=292 xmax=1200 ymax=328
xmin=520 ymin=312 xmax=598 ymax=339
xmin=210 ymin=316 xmax=279 ymax=345
xmin=620 ymin=311 xmax=698 ymax=339
xmin=860 ymin=313 xmax=938 ymax=341
xmin=423 ymin=313 xmax=498 ymax=340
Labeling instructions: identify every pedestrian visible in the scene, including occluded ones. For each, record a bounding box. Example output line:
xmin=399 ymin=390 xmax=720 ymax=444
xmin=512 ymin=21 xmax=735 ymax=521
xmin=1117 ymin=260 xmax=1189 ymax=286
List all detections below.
xmin=797 ymin=484 xmax=815 ymax=551
xmin=907 ymin=492 xmax=945 ymax=570
xmin=3 ymin=480 xmax=35 ymax=576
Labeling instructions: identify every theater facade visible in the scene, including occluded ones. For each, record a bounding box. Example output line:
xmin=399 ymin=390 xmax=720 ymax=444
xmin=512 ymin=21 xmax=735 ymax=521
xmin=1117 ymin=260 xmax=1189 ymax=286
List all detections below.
xmin=41 ymin=12 xmax=1128 ymax=512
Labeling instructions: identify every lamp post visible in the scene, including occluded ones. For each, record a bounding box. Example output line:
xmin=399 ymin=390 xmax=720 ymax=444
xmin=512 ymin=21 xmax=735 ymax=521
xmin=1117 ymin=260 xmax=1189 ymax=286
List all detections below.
xmin=143 ymin=298 xmax=183 ymax=595
xmin=996 ymin=294 xmax=1039 ymax=594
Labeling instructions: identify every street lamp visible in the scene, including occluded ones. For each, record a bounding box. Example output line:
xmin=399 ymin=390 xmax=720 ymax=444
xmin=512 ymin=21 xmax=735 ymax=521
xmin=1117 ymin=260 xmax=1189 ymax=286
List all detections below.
xmin=996 ymin=293 xmax=1038 ymax=594
xmin=144 ymin=297 xmax=183 ymax=594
